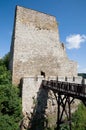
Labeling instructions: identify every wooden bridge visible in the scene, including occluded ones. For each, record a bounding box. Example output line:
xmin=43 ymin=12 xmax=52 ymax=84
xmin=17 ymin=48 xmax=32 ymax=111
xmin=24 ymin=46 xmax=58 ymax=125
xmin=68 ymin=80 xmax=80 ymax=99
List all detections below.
xmin=42 ymin=79 xmax=86 ymax=130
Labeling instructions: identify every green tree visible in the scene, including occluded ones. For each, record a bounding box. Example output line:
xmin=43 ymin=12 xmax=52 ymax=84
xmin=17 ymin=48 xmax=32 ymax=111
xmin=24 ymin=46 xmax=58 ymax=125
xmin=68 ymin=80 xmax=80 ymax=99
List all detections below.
xmin=0 ymin=84 xmax=22 ymax=130
xmin=2 ymin=52 xmax=10 ymax=70
xmin=0 ymin=53 xmax=11 ymax=84
xmin=0 ymin=53 xmax=22 ymax=130
xmin=72 ymin=103 xmax=86 ymax=130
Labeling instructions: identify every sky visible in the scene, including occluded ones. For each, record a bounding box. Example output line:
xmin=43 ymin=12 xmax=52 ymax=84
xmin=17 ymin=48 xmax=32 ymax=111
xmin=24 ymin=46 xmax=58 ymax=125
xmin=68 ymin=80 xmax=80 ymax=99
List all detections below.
xmin=0 ymin=0 xmax=86 ymax=73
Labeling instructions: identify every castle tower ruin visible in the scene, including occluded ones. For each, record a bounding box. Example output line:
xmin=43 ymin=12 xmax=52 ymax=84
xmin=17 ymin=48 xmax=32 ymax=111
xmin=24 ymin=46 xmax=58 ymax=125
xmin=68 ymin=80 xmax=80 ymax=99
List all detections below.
xmin=10 ymin=6 xmax=77 ymax=85
xmin=9 ymin=6 xmax=80 ymax=129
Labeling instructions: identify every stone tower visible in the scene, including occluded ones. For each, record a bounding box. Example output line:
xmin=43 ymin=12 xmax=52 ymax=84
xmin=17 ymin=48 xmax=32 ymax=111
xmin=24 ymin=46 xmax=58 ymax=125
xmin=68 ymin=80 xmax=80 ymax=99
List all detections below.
xmin=9 ymin=6 xmax=79 ymax=129
xmin=10 ymin=5 xmax=77 ymax=85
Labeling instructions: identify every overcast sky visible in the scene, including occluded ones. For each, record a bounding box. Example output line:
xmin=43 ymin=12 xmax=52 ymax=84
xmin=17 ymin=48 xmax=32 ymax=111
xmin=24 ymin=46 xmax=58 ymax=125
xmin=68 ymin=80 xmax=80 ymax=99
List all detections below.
xmin=0 ymin=0 xmax=86 ymax=73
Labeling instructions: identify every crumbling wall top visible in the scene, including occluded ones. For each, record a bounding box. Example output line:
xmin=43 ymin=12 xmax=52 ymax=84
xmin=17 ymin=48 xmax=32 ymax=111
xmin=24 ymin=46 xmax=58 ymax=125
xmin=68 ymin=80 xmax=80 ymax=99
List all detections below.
xmin=16 ymin=6 xmax=58 ymax=31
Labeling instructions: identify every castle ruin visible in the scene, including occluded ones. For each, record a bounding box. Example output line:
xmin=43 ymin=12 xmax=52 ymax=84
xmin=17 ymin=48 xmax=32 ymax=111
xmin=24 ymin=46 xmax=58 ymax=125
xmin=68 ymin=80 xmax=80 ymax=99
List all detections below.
xmin=10 ymin=6 xmax=79 ymax=129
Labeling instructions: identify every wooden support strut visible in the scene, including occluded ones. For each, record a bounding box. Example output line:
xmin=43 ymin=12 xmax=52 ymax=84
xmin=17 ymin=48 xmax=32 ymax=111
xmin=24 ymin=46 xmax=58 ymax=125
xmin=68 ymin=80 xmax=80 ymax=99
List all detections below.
xmin=54 ymin=92 xmax=74 ymax=130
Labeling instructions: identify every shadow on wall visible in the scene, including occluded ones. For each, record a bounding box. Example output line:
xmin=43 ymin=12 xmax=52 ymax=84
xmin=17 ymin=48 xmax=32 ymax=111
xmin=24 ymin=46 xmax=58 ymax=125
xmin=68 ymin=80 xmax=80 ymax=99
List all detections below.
xmin=28 ymin=83 xmax=49 ymax=130
xmin=20 ymin=79 xmax=57 ymax=130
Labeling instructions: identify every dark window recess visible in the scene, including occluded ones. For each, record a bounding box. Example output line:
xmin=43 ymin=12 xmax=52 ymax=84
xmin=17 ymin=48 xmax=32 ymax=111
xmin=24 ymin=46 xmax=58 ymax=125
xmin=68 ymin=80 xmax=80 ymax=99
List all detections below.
xmin=41 ymin=71 xmax=45 ymax=78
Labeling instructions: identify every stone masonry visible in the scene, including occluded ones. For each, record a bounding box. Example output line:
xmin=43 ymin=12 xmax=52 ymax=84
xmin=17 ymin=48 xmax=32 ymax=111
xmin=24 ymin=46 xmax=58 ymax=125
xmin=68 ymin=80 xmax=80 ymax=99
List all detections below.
xmin=9 ymin=6 xmax=79 ymax=129
xmin=10 ymin=6 xmax=77 ymax=85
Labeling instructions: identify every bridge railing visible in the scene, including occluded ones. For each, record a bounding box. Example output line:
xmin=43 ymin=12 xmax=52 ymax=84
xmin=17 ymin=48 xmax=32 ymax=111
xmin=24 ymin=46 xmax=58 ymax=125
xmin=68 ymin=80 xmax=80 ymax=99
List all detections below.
xmin=42 ymin=80 xmax=86 ymax=99
xmin=48 ymin=76 xmax=86 ymax=84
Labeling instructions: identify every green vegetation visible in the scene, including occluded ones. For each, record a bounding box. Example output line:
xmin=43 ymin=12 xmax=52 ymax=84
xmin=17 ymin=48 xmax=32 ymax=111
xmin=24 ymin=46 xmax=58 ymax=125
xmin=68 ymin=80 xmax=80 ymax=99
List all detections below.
xmin=0 ymin=53 xmax=22 ymax=130
xmin=78 ymin=73 xmax=86 ymax=79
xmin=72 ymin=103 xmax=86 ymax=130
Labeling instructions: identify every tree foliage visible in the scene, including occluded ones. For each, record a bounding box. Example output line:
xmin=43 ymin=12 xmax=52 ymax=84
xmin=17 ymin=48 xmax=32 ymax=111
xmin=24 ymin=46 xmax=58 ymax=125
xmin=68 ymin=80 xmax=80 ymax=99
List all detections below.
xmin=78 ymin=73 xmax=86 ymax=79
xmin=0 ymin=53 xmax=22 ymax=130
xmin=0 ymin=53 xmax=11 ymax=84
xmin=72 ymin=103 xmax=86 ymax=130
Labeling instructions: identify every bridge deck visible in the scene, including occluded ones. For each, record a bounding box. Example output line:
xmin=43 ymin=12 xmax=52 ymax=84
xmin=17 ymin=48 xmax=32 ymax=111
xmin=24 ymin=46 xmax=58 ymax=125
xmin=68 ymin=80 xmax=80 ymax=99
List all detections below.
xmin=42 ymin=80 xmax=86 ymax=101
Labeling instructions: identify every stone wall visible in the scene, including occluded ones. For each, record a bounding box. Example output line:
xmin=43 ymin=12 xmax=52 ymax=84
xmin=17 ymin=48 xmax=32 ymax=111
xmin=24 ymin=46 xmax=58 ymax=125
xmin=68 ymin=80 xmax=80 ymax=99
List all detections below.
xmin=22 ymin=76 xmax=57 ymax=128
xmin=10 ymin=6 xmax=77 ymax=85
xmin=21 ymin=76 xmax=81 ymax=129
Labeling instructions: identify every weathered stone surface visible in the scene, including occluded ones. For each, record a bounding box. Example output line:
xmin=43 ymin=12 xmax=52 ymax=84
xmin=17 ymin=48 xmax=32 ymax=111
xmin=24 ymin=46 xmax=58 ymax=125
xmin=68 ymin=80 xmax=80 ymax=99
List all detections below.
xmin=22 ymin=76 xmax=57 ymax=128
xmin=9 ymin=6 xmax=79 ymax=129
xmin=10 ymin=6 xmax=77 ymax=85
